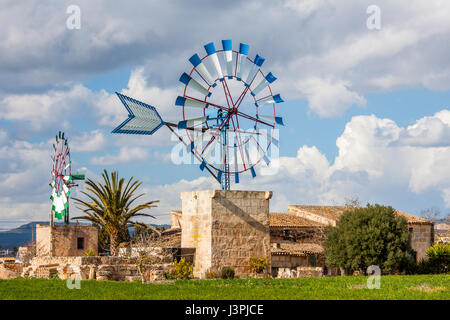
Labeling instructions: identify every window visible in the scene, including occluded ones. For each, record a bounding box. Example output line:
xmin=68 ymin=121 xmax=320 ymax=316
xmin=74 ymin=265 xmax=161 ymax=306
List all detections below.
xmin=77 ymin=237 xmax=85 ymax=250
xmin=309 ymin=255 xmax=317 ymax=267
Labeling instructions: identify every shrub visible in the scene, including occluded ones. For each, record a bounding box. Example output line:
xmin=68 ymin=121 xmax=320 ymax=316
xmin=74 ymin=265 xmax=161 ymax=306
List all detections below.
xmin=324 ymin=204 xmax=415 ymax=274
xmin=221 ymin=266 xmax=235 ymax=279
xmin=205 ymin=270 xmax=217 ymax=279
xmin=425 ymin=243 xmax=450 ymax=274
xmin=249 ymin=257 xmax=267 ymax=274
xmin=173 ymin=258 xmax=192 ymax=280
xmin=83 ymin=249 xmax=96 ymax=257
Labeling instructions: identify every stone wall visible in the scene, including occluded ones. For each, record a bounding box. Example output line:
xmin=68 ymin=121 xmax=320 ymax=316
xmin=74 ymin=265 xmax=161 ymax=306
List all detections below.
xmin=271 ymin=254 xmax=323 ymax=269
xmin=36 ymin=224 xmax=98 ymax=257
xmin=24 ymin=256 xmax=171 ymax=282
xmin=275 ymin=267 xmax=323 ymax=278
xmin=410 ymin=224 xmax=434 ymax=261
xmin=181 ymin=190 xmax=272 ymax=278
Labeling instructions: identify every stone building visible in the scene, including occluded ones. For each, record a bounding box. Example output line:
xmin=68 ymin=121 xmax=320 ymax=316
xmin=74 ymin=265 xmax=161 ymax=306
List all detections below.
xmin=36 ymin=224 xmax=98 ymax=257
xmin=169 ymin=194 xmax=434 ymax=278
xmin=286 ymin=205 xmax=434 ymax=262
xmin=269 ymin=213 xmax=325 ymax=277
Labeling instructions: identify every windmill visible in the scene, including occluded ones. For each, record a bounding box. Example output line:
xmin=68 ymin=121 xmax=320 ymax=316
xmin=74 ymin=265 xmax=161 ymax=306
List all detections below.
xmin=50 ymin=131 xmax=85 ymax=225
xmin=112 ymin=40 xmax=284 ymax=190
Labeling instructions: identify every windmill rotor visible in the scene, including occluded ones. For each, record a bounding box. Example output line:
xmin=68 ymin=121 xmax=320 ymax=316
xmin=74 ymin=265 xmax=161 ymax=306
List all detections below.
xmin=50 ymin=131 xmax=85 ymax=225
xmin=179 ymin=40 xmax=284 ymax=189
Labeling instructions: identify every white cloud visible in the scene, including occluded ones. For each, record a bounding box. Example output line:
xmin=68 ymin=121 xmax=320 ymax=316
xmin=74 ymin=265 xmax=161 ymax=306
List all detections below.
xmin=0 ymin=129 xmax=7 ymax=144
xmin=396 ymin=110 xmax=450 ymax=147
xmin=71 ymin=130 xmax=106 ymax=152
xmin=0 ymin=84 xmax=92 ymax=132
xmin=442 ymin=188 xmax=450 ymax=208
xmin=284 ymin=0 xmax=328 ymax=18
xmin=90 ymin=146 xmax=149 ymax=165
xmin=297 ymin=77 xmax=366 ymax=117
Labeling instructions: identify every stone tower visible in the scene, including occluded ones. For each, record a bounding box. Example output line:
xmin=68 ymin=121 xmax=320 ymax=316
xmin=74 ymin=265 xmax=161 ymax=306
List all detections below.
xmin=180 ymin=190 xmax=272 ymax=278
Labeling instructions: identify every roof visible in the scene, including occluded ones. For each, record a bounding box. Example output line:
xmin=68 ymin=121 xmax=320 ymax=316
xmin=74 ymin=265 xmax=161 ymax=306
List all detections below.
xmin=269 ymin=213 xmax=326 ymax=228
xmin=161 ymin=227 xmax=181 ymax=235
xmin=289 ymin=205 xmax=349 ymax=221
xmin=160 ymin=228 xmax=181 ymax=247
xmin=271 ymin=243 xmax=323 ymax=256
xmin=394 ymin=211 xmax=434 ymax=224
xmin=289 ymin=205 xmax=433 ymax=225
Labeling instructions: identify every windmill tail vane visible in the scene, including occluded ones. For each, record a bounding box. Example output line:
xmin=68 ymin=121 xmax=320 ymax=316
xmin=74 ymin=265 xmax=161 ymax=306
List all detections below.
xmin=112 ymin=39 xmax=284 ymax=190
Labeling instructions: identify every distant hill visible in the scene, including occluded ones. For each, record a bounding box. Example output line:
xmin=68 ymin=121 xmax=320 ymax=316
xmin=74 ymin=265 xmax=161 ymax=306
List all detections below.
xmin=0 ymin=221 xmax=46 ymax=249
xmin=0 ymin=221 xmax=171 ymax=249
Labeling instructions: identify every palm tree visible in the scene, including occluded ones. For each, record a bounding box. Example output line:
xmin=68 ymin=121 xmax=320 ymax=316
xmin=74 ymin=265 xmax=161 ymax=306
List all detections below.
xmin=72 ymin=170 xmax=159 ymax=256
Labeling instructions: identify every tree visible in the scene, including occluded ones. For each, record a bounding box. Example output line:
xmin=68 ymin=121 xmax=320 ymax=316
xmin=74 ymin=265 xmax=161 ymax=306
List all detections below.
xmin=73 ymin=170 xmax=159 ymax=256
xmin=419 ymin=207 xmax=441 ymax=222
xmin=324 ymin=204 xmax=415 ymax=274
xmin=344 ymin=195 xmax=361 ymax=208
xmin=443 ymin=213 xmax=450 ymax=224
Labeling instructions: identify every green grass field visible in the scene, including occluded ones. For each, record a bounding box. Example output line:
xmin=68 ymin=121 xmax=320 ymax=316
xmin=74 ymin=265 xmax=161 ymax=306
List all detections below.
xmin=0 ymin=275 xmax=448 ymax=300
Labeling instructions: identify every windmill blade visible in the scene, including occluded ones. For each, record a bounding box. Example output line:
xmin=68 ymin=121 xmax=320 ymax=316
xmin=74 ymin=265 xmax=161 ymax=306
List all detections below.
xmin=245 ymin=54 xmax=265 ymax=87
xmin=257 ymin=115 xmax=284 ymax=126
xmin=63 ymin=184 xmax=71 ymax=197
xmin=175 ymin=96 xmax=209 ymax=109
xmin=200 ymin=137 xmax=219 ymax=171
xmin=178 ymin=116 xmax=208 ymax=129
xmin=63 ymin=161 xmax=71 ymax=170
xmin=255 ymin=94 xmax=284 ymax=107
xmin=179 ymin=73 xmax=212 ymax=97
xmin=244 ymin=145 xmax=257 ymax=178
xmin=261 ymin=129 xmax=279 ymax=147
xmin=250 ymin=136 xmax=270 ymax=166
xmin=204 ymin=42 xmax=224 ymax=81
xmin=189 ymin=53 xmax=216 ymax=87
xmin=222 ymin=39 xmax=233 ymax=79
xmin=236 ymin=43 xmax=249 ymax=81
xmin=251 ymin=72 xmax=277 ymax=97
xmin=210 ymin=128 xmax=260 ymax=136
xmin=234 ymin=143 xmax=239 ymax=183
xmin=112 ymin=92 xmax=165 ymax=135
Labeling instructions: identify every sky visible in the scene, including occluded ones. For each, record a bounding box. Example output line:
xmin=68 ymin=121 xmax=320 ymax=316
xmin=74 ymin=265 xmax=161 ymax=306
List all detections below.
xmin=1 ymin=0 xmax=450 ymax=230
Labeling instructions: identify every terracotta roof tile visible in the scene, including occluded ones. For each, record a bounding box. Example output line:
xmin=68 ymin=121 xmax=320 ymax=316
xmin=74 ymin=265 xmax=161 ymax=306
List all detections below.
xmin=271 ymin=243 xmax=323 ymax=256
xmin=289 ymin=205 xmax=348 ymax=220
xmin=269 ymin=213 xmax=326 ymax=228
xmin=394 ymin=210 xmax=433 ymax=224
